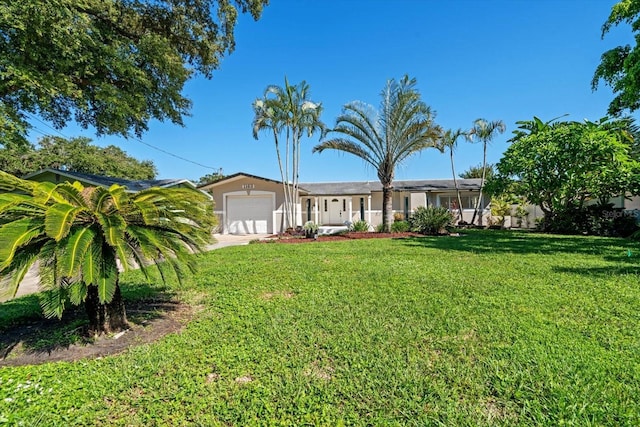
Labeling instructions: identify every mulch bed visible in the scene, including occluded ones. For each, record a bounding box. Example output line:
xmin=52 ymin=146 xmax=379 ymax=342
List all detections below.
xmin=0 ymin=298 xmax=196 ymax=367
xmin=265 ymin=231 xmax=424 ymax=243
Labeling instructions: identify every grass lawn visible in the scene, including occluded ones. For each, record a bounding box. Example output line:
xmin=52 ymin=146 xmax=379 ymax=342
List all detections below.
xmin=1 ymin=230 xmax=639 ymax=425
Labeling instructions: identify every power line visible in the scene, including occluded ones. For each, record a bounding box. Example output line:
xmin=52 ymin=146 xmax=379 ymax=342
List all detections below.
xmin=24 ymin=113 xmax=220 ymax=171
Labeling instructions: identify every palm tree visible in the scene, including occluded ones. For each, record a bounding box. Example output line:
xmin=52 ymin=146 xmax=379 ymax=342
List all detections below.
xmin=313 ymin=75 xmax=441 ymax=232
xmin=441 ymin=128 xmax=467 ymax=224
xmin=0 ymin=171 xmax=214 ymax=334
xmin=253 ymin=78 xmax=325 ymax=230
xmin=468 ymin=118 xmax=506 ymax=225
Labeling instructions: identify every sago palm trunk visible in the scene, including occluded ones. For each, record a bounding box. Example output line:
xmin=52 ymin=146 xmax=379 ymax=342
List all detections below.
xmin=85 ymin=282 xmax=128 ymax=335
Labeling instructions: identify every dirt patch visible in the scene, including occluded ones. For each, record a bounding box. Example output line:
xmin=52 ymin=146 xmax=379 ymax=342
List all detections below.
xmin=266 ymin=231 xmax=425 ymax=243
xmin=0 ymin=298 xmax=196 ymax=367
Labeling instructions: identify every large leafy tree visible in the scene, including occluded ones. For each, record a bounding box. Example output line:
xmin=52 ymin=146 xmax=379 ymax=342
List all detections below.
xmin=0 ymin=171 xmax=215 ymax=334
xmin=0 ymin=136 xmax=157 ymax=179
xmin=459 ymin=163 xmax=495 ymax=180
xmin=468 ymin=118 xmax=505 ymax=225
xmin=313 ymin=75 xmax=441 ymax=232
xmin=440 ymin=129 xmax=467 ymax=223
xmin=491 ymin=117 xmax=640 ymax=230
xmin=593 ymin=0 xmax=640 ymax=115
xmin=0 ymin=0 xmax=267 ymax=143
xmin=253 ymin=78 xmax=325 ymax=230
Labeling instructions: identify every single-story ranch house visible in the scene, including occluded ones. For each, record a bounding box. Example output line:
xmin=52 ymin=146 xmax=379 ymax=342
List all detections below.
xmin=23 ymin=168 xmax=198 ymax=192
xmin=199 ymin=172 xmax=493 ymax=234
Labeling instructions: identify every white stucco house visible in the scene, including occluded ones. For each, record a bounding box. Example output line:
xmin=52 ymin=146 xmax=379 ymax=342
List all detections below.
xmin=199 ymin=172 xmax=492 ymax=234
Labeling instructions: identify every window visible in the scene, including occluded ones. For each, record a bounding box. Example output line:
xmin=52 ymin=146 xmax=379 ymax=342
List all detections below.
xmin=360 ymin=197 xmax=365 ymax=220
xmin=343 ymin=199 xmax=346 ymax=211
xmin=324 ymin=199 xmax=328 ymax=212
xmin=440 ymin=195 xmax=479 ymax=210
xmin=306 ymin=199 xmax=312 ymax=221
xmin=404 ymin=196 xmax=409 ymax=218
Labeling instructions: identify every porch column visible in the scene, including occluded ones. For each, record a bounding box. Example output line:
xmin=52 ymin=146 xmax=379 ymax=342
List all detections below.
xmin=367 ymin=195 xmax=372 ymax=225
xmin=314 ymin=197 xmax=319 ymax=224
xmin=347 ymin=197 xmax=353 ymax=223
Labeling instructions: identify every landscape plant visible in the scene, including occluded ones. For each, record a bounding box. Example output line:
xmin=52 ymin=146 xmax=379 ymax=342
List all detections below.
xmin=390 ymin=220 xmax=410 ymax=233
xmin=467 ymin=118 xmax=506 ymax=225
xmin=440 ymin=128 xmax=467 ymax=222
xmin=350 ymin=220 xmax=370 ymax=232
xmin=0 ymin=171 xmax=214 ymax=334
xmin=313 ymin=75 xmax=441 ymax=232
xmin=252 ymin=79 xmax=325 ymax=230
xmin=491 ymin=116 xmax=640 ymax=233
xmin=409 ymin=206 xmax=454 ymax=235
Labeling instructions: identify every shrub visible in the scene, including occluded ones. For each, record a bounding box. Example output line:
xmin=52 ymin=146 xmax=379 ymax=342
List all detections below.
xmin=540 ymin=204 xmax=639 ymax=237
xmin=390 ymin=220 xmax=410 ymax=233
xmin=409 ymin=206 xmax=454 ymax=235
xmin=393 ymin=212 xmax=405 ymax=222
xmin=490 ymin=196 xmax=512 ymax=228
xmin=375 ymin=223 xmax=386 ymax=233
xmin=351 ymin=220 xmax=370 ymax=232
xmin=302 ymin=221 xmax=318 ymax=238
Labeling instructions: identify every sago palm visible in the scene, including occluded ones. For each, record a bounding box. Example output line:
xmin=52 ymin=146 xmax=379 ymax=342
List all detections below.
xmin=468 ymin=118 xmax=506 ymax=225
xmin=313 ymin=75 xmax=441 ymax=232
xmin=0 ymin=171 xmax=214 ymax=334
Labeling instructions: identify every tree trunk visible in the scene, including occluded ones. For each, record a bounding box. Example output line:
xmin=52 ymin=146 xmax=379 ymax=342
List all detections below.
xmin=85 ymin=283 xmax=129 ymax=335
xmin=450 ymin=149 xmax=464 ymax=224
xmin=382 ymin=184 xmax=393 ymax=232
xmin=471 ymin=141 xmax=488 ymax=226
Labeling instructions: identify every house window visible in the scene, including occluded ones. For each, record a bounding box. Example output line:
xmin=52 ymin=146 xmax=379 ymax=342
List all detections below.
xmin=324 ymin=199 xmax=328 ymax=212
xmin=440 ymin=195 xmax=479 ymax=210
xmin=343 ymin=199 xmax=346 ymax=211
xmin=306 ymin=199 xmax=312 ymax=221
xmin=360 ymin=197 xmax=365 ymax=220
xmin=404 ymin=196 xmax=409 ymax=219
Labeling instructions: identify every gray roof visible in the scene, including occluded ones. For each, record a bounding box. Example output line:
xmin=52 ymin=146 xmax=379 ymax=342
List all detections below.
xmin=299 ymin=179 xmax=482 ymax=195
xmin=22 ymin=168 xmax=195 ymax=192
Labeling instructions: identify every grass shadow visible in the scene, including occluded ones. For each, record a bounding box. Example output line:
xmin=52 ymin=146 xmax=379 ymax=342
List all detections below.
xmin=0 ymin=282 xmax=178 ymax=359
xmin=400 ymin=229 xmax=636 ymax=256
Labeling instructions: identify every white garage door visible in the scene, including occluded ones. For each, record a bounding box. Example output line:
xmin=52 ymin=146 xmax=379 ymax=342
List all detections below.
xmin=226 ymin=195 xmax=272 ymax=234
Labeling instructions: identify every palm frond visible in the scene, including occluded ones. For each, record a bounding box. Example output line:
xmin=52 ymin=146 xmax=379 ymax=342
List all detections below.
xmin=0 ymin=218 xmax=45 ymax=270
xmin=44 ymin=203 xmax=83 ymax=241
xmin=58 ymin=226 xmax=97 ymax=277
xmin=0 ymin=243 xmax=40 ymax=300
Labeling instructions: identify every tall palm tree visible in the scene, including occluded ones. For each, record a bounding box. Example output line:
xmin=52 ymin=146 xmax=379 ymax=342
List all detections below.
xmin=0 ymin=171 xmax=214 ymax=334
xmin=313 ymin=75 xmax=441 ymax=232
xmin=253 ymin=78 xmax=325 ymax=230
xmin=441 ymin=128 xmax=467 ymax=223
xmin=468 ymin=118 xmax=506 ymax=225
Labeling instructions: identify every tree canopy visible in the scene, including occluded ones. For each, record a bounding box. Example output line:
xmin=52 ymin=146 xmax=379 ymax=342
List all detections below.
xmin=490 ymin=117 xmax=640 ymax=231
xmin=459 ymin=163 xmax=495 ymax=179
xmin=0 ymin=0 xmax=268 ymax=143
xmin=0 ymin=136 xmax=157 ymax=180
xmin=593 ymin=0 xmax=640 ymax=115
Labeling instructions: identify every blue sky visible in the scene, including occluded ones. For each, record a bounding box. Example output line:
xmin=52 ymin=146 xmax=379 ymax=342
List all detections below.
xmin=33 ymin=0 xmax=635 ymax=183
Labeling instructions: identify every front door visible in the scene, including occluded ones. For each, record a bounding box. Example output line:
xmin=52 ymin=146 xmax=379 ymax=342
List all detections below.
xmin=328 ymin=198 xmax=344 ymax=224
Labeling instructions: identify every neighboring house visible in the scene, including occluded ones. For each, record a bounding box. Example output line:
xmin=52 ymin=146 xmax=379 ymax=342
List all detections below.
xmin=23 ymin=168 xmax=198 ymax=192
xmin=200 ymin=172 xmax=491 ymax=234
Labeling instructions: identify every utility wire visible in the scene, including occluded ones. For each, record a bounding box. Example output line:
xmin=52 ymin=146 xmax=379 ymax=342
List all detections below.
xmin=24 ymin=113 xmax=220 ymax=171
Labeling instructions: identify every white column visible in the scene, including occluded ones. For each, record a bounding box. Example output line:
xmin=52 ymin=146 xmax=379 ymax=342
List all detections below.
xmin=314 ymin=197 xmax=319 ymax=224
xmin=347 ymin=197 xmax=353 ymax=223
xmin=367 ymin=195 xmax=372 ymax=225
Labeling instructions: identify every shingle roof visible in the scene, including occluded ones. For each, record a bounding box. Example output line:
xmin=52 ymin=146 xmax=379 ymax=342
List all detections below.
xmin=299 ymin=179 xmax=482 ymax=195
xmin=22 ymin=168 xmax=195 ymax=192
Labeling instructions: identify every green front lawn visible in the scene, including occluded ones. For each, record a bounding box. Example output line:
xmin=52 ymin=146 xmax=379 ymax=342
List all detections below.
xmin=1 ymin=231 xmax=639 ymax=425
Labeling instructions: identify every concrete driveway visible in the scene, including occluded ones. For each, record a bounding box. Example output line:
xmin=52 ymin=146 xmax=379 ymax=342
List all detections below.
xmin=1 ymin=233 xmax=271 ymax=302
